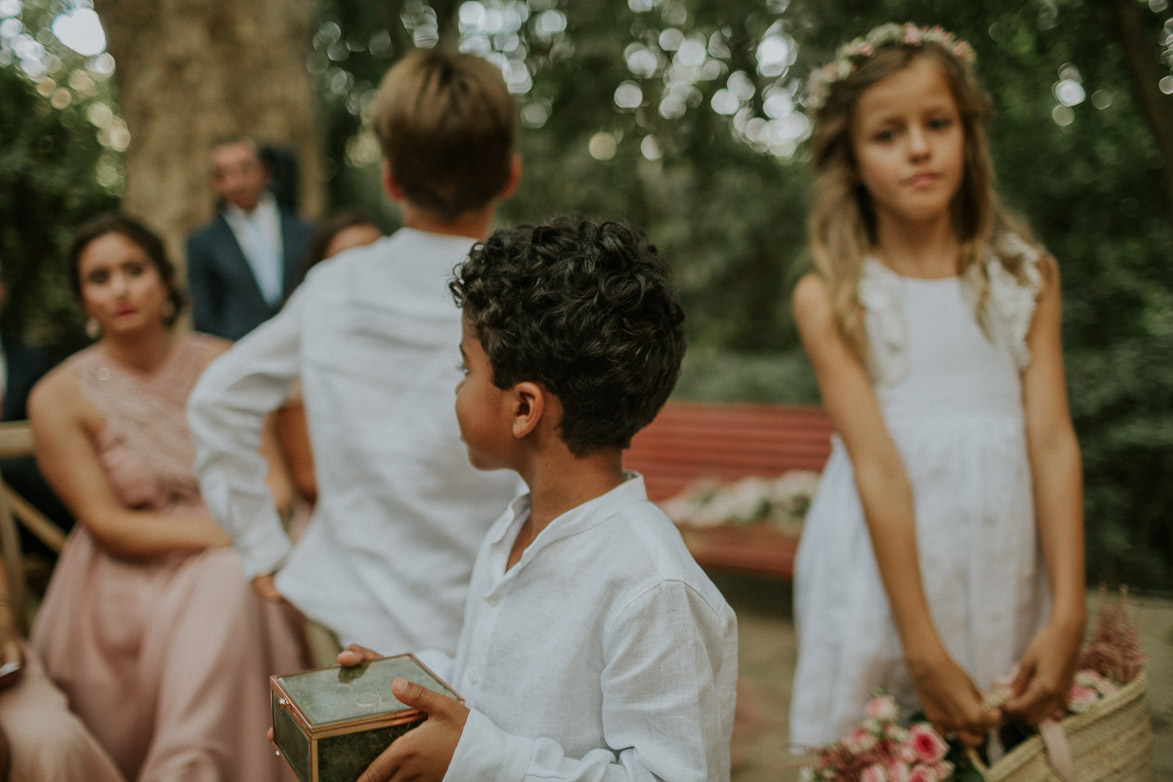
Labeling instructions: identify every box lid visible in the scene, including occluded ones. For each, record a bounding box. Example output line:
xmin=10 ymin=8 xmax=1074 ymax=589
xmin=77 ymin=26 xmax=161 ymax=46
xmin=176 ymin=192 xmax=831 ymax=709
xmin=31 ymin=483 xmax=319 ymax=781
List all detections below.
xmin=273 ymin=653 xmax=459 ymax=729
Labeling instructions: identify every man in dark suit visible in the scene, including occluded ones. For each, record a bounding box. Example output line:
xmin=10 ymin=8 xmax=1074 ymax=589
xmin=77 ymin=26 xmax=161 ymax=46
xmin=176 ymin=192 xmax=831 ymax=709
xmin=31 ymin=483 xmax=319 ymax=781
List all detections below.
xmin=185 ymin=136 xmax=312 ymax=340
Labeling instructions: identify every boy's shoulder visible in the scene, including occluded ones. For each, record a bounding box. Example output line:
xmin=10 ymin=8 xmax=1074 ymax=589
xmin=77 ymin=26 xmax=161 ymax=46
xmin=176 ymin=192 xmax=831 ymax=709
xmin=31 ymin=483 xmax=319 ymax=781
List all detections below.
xmin=567 ymin=479 xmax=730 ymax=607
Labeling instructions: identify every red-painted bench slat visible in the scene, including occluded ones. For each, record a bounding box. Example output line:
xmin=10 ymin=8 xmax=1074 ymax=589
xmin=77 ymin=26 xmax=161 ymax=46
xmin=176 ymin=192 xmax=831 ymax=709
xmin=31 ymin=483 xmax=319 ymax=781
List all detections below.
xmin=623 ymin=401 xmax=833 ymax=578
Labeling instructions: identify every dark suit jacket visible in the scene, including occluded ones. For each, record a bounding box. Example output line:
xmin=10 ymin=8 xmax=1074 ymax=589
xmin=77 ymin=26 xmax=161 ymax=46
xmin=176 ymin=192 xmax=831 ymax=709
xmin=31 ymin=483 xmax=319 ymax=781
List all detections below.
xmin=185 ymin=204 xmax=312 ymax=340
xmin=1 ymin=334 xmax=52 ymax=423
xmin=1 ymin=334 xmax=73 ymax=549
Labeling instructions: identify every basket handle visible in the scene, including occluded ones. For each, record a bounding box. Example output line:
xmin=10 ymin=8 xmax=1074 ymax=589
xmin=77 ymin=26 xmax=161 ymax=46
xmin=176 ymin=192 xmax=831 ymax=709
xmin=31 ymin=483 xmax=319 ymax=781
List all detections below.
xmin=966 ymin=719 xmax=1073 ymax=782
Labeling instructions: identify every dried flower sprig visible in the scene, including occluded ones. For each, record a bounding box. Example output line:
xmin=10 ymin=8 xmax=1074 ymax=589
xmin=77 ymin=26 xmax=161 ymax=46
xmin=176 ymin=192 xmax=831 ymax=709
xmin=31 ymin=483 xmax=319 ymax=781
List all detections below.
xmin=1078 ymin=585 xmax=1149 ymax=686
xmin=805 ymin=23 xmax=978 ymax=114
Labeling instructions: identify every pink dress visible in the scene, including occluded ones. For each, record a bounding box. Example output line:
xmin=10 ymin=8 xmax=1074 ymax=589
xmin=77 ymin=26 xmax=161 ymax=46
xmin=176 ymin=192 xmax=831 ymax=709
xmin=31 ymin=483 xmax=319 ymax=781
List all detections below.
xmin=30 ymin=335 xmax=309 ymax=782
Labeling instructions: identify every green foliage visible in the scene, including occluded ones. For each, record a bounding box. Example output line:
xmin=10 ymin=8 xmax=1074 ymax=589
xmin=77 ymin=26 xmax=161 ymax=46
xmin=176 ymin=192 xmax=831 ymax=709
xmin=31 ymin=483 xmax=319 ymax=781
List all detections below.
xmin=0 ymin=65 xmax=117 ymax=353
xmin=5 ymin=0 xmax=1171 ymax=589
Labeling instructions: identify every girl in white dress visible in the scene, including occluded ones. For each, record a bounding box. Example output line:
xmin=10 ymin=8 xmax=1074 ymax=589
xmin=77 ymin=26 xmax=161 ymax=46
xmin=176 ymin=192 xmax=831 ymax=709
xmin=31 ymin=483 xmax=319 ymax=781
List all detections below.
xmin=789 ymin=23 xmax=1085 ymax=750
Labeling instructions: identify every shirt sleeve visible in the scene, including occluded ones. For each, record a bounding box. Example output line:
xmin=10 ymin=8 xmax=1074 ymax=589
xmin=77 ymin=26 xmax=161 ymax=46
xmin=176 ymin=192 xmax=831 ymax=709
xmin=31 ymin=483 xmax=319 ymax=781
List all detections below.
xmin=187 ymin=291 xmax=304 ymax=578
xmin=444 ymin=580 xmax=738 ymax=782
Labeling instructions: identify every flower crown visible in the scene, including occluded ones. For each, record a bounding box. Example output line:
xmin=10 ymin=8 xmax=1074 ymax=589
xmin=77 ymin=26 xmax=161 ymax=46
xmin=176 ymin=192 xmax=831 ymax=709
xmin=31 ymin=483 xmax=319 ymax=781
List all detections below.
xmin=805 ymin=23 xmax=977 ymax=114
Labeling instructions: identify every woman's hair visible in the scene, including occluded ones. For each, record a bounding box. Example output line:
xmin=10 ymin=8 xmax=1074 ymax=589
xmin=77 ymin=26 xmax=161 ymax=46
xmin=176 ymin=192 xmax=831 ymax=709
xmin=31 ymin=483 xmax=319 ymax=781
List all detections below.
xmin=808 ymin=32 xmax=1038 ymax=359
xmin=298 ymin=210 xmax=382 ymax=283
xmin=67 ymin=213 xmax=186 ymax=326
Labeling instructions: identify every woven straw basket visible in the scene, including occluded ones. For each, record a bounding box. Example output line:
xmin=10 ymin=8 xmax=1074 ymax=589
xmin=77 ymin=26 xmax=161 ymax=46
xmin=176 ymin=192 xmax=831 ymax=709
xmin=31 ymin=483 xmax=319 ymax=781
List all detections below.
xmin=973 ymin=670 xmax=1154 ymax=781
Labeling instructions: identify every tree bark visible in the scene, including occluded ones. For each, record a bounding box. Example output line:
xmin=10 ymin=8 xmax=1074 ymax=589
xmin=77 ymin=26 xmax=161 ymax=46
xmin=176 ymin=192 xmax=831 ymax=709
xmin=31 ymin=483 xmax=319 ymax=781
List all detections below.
xmin=1107 ymin=0 xmax=1173 ymax=221
xmin=93 ymin=0 xmax=323 ymax=271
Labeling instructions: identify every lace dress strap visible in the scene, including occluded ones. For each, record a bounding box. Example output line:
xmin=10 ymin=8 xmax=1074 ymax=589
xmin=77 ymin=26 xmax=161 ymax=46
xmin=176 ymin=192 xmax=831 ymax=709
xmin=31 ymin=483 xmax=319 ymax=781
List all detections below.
xmin=859 ymin=236 xmax=1043 ymax=387
xmin=859 ymin=258 xmax=908 ymax=388
xmin=966 ymin=233 xmax=1043 ymax=371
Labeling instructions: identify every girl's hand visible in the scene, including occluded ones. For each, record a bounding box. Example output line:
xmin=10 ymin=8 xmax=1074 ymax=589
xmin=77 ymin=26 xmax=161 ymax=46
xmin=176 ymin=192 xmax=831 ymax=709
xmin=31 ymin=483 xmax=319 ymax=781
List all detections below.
xmin=1004 ymin=620 xmax=1083 ymax=724
xmin=909 ymin=651 xmax=1000 ymax=747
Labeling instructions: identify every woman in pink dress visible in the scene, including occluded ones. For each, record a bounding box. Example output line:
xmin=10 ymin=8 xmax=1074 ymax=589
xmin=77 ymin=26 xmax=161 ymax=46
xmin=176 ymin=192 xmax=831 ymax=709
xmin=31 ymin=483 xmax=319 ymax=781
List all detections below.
xmin=28 ymin=214 xmax=309 ymax=781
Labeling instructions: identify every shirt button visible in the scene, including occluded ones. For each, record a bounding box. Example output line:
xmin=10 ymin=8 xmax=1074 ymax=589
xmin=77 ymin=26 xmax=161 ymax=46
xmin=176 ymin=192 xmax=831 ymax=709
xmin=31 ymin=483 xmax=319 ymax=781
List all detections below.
xmin=486 ymin=594 xmax=499 ymax=606
xmin=467 ymin=669 xmax=479 ymax=684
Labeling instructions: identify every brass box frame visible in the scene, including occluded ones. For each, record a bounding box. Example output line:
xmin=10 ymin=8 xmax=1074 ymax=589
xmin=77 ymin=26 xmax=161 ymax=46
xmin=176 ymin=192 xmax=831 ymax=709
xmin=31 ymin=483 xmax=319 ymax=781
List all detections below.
xmin=270 ymin=653 xmax=460 ymax=782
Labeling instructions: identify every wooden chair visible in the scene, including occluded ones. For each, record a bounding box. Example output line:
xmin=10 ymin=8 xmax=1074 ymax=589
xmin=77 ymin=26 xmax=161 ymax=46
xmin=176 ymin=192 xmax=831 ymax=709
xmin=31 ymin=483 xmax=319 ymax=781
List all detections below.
xmin=0 ymin=421 xmax=67 ymax=634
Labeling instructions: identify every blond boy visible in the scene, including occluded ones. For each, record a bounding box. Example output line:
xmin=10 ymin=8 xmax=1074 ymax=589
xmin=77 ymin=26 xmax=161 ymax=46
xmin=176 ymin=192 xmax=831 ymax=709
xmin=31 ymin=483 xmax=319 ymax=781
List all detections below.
xmin=188 ymin=50 xmax=523 ymax=654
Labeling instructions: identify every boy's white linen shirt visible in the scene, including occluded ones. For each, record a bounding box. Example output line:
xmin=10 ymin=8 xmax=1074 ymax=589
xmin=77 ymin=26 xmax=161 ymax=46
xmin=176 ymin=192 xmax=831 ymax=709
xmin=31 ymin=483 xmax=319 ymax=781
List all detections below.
xmin=187 ymin=229 xmax=523 ymax=653
xmin=435 ymin=475 xmax=738 ymax=781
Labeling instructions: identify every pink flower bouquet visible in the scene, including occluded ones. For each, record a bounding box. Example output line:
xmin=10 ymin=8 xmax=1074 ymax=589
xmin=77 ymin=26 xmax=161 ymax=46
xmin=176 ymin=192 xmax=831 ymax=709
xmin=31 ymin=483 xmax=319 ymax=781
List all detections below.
xmin=800 ymin=589 xmax=1149 ymax=781
xmin=799 ymin=694 xmax=955 ymax=782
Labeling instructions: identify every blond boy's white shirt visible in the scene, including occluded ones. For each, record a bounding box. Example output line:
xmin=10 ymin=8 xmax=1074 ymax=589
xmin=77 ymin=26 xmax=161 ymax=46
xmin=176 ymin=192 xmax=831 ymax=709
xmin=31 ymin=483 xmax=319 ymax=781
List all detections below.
xmin=188 ymin=228 xmax=523 ymax=653
xmin=429 ymin=474 xmax=738 ymax=781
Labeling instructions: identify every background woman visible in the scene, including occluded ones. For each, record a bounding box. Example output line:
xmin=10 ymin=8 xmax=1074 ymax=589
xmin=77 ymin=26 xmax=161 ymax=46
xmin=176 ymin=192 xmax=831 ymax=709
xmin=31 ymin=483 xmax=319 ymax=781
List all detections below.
xmin=28 ymin=214 xmax=308 ymax=781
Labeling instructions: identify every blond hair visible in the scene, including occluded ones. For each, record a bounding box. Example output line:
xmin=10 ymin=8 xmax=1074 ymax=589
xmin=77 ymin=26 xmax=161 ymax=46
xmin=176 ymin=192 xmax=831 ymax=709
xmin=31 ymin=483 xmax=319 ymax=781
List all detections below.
xmin=372 ymin=49 xmax=517 ymax=221
xmin=808 ymin=41 xmax=1038 ymax=359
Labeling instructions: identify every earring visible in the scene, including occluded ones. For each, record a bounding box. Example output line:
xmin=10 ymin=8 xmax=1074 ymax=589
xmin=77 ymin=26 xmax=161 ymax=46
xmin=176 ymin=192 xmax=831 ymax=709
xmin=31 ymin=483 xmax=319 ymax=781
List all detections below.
xmin=85 ymin=317 xmax=101 ymax=340
xmin=161 ymin=299 xmax=176 ymax=321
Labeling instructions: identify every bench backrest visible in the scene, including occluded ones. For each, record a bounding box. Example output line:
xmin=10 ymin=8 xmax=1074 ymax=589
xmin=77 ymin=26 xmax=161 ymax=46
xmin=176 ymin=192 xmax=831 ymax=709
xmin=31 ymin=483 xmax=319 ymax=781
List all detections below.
xmin=622 ymin=401 xmax=834 ymax=501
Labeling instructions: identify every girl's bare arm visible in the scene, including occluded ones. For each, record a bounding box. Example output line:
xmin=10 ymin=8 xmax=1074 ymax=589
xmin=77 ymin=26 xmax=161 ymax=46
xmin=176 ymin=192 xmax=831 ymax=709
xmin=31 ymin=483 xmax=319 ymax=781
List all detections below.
xmin=1006 ymin=255 xmax=1086 ymax=722
xmin=29 ymin=368 xmax=231 ymax=558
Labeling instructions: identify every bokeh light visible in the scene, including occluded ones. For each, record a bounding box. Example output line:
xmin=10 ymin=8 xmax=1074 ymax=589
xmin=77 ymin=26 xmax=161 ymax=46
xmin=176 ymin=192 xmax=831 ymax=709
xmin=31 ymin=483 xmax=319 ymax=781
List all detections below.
xmin=588 ymin=131 xmax=618 ymax=160
xmin=51 ymin=8 xmax=104 ymax=57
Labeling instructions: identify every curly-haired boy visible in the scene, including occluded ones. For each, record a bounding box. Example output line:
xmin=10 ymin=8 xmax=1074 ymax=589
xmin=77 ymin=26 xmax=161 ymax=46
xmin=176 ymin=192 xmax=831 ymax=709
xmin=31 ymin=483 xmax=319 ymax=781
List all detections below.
xmin=341 ymin=219 xmax=738 ymax=781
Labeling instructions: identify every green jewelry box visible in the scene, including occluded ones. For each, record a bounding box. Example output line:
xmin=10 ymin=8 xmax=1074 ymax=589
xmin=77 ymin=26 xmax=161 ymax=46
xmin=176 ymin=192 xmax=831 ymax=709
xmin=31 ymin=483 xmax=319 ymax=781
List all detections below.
xmin=270 ymin=652 xmax=461 ymax=782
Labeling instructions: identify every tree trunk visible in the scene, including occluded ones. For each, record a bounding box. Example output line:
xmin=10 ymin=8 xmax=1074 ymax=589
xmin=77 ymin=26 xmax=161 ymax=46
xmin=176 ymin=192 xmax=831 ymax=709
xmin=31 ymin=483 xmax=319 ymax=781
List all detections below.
xmin=93 ymin=0 xmax=323 ymax=272
xmin=1107 ymin=0 xmax=1173 ymax=222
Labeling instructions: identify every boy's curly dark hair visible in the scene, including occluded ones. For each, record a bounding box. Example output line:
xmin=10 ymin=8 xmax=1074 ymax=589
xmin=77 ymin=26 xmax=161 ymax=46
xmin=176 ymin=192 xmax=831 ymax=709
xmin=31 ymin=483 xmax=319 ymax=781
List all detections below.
xmin=451 ymin=219 xmax=686 ymax=456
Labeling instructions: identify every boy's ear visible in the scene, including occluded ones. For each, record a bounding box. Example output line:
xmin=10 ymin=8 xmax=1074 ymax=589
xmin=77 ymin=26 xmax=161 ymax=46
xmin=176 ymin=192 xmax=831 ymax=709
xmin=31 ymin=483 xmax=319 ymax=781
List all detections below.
xmin=500 ymin=155 xmax=522 ymax=200
xmin=510 ymin=380 xmax=545 ymax=439
xmin=382 ymin=160 xmax=406 ymax=203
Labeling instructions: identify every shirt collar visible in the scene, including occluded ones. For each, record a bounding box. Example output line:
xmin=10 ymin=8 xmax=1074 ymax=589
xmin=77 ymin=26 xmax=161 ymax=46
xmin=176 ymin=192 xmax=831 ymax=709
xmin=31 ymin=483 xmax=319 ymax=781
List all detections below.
xmin=224 ymin=190 xmax=278 ymax=223
xmin=488 ymin=472 xmax=649 ymax=557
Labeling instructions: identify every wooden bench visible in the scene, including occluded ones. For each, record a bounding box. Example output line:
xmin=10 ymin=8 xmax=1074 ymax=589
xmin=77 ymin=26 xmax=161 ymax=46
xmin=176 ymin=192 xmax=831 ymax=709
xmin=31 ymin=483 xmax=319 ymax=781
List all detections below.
xmin=622 ymin=401 xmax=833 ymax=579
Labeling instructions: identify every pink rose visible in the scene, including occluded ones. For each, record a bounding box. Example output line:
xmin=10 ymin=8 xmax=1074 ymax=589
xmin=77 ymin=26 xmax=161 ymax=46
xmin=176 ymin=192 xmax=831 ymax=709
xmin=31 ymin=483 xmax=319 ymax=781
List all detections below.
xmin=931 ymin=761 xmax=955 ymax=780
xmin=843 ymin=726 xmax=878 ymax=754
xmin=885 ymin=758 xmax=912 ymax=782
xmin=908 ymin=767 xmax=934 ymax=782
xmin=861 ymin=764 xmax=888 ymax=782
xmin=908 ymin=723 xmax=949 ymax=764
xmin=1067 ymin=684 xmax=1100 ymax=713
xmin=1075 ymin=670 xmax=1119 ymax=697
xmin=866 ymin=695 xmax=899 ymax=722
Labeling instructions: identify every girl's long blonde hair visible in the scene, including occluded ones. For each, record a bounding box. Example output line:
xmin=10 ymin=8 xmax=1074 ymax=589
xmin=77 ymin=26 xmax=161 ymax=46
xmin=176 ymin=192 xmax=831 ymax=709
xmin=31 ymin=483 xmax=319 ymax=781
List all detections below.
xmin=808 ymin=41 xmax=1038 ymax=360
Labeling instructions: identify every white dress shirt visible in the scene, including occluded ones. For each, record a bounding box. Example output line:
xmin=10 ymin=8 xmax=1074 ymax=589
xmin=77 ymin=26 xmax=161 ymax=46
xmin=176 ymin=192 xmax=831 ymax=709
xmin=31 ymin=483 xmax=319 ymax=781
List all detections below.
xmin=223 ymin=191 xmax=284 ymax=306
xmin=432 ymin=475 xmax=738 ymax=781
xmin=188 ymin=228 xmax=523 ymax=653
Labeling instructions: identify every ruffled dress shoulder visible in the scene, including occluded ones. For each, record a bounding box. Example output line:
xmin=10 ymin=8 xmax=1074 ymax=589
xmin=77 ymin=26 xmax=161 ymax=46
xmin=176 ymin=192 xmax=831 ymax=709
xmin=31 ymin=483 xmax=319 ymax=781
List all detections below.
xmin=30 ymin=333 xmax=307 ymax=782
xmin=790 ymin=236 xmax=1049 ymax=747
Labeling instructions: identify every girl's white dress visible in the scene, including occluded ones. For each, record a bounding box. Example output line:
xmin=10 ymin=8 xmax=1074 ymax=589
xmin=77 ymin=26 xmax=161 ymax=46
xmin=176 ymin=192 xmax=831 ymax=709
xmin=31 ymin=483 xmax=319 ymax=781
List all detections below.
xmin=790 ymin=240 xmax=1050 ymax=747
